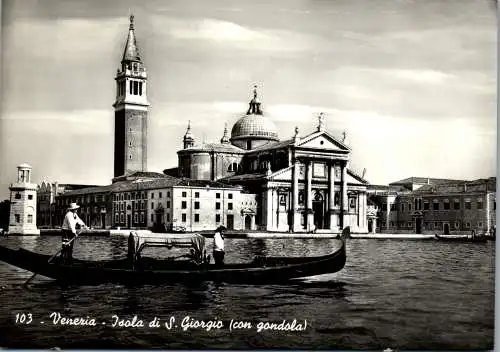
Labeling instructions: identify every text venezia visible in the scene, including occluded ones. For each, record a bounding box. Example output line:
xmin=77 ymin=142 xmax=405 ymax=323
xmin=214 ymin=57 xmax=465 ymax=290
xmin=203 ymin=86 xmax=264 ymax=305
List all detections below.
xmin=45 ymin=313 xmax=307 ymax=332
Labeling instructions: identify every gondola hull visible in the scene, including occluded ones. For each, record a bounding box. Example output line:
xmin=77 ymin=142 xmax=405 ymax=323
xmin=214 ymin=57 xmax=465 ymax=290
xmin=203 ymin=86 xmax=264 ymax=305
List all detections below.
xmin=434 ymin=234 xmax=487 ymax=243
xmin=0 ymin=238 xmax=346 ymax=285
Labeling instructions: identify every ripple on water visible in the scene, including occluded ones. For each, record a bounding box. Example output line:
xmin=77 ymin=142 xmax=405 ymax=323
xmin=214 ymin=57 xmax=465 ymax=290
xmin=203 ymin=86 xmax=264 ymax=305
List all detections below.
xmin=0 ymin=236 xmax=494 ymax=349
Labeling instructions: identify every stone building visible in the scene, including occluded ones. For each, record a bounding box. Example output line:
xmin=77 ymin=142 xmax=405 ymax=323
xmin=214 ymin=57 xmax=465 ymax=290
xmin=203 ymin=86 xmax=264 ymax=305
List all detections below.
xmin=37 ymin=181 xmax=99 ymax=228
xmin=8 ymin=164 xmax=40 ymax=235
xmin=370 ymin=177 xmax=496 ymax=235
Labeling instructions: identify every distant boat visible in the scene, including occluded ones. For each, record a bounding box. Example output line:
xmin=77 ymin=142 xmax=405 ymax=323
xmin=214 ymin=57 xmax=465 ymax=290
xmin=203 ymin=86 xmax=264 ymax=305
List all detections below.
xmin=434 ymin=233 xmax=487 ymax=243
xmin=0 ymin=228 xmax=350 ymax=285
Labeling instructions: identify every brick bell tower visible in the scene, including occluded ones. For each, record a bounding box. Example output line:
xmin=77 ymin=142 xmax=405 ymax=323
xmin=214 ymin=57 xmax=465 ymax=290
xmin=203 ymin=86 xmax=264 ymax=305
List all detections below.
xmin=113 ymin=14 xmax=150 ymax=178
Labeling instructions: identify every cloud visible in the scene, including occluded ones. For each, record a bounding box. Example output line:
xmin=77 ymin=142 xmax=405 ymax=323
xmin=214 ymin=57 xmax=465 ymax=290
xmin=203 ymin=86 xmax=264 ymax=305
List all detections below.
xmin=150 ymin=15 xmax=329 ymax=53
xmin=3 ymin=17 xmax=124 ymax=60
xmin=1 ymin=109 xmax=113 ymax=135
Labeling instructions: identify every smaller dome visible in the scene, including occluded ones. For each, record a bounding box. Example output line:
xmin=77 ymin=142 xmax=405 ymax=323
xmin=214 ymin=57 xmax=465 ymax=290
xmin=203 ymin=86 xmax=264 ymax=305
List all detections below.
xmin=18 ymin=163 xmax=32 ymax=169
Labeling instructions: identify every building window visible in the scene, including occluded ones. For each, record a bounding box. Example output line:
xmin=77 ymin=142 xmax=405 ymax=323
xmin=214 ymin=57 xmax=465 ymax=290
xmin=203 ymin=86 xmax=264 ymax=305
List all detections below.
xmin=454 ymin=221 xmax=459 ymax=228
xmin=15 ymin=214 xmax=20 ymax=223
xmin=334 ymin=192 xmax=340 ymax=206
xmin=434 ymin=222 xmax=438 ymax=227
xmin=494 ymin=200 xmax=496 ymax=210
xmin=228 ymin=203 xmax=233 ymax=210
xmin=401 ymin=204 xmax=405 ymax=212
xmin=228 ymin=193 xmax=233 ymax=199
xmin=134 ymin=214 xmax=138 ymax=223
xmin=433 ymin=201 xmax=439 ymax=210
xmin=28 ymin=195 xmax=33 ymax=200
xmin=115 ymin=214 xmax=119 ymax=223
xmin=151 ymin=202 xmax=154 ymax=210
xmin=159 ymin=192 xmax=162 ymax=199
xmin=150 ymin=214 xmax=154 ymax=222
xmin=166 ymin=213 xmax=170 ymax=222
xmin=465 ymin=200 xmax=471 ymax=209
xmin=121 ymin=214 xmax=125 ymax=223
xmin=166 ymin=201 xmax=170 ymax=208
xmin=182 ymin=192 xmax=187 ymax=197
xmin=181 ymin=213 xmax=186 ymax=222
xmin=454 ymin=200 xmax=460 ymax=210
xmin=478 ymin=222 xmax=483 ymax=228
xmin=182 ymin=201 xmax=187 ymax=209
xmin=194 ymin=201 xmax=200 ymax=210
xmin=390 ymin=221 xmax=394 ymax=227
xmin=444 ymin=200 xmax=450 ymax=210
xmin=194 ymin=214 xmax=200 ymax=222
xmin=408 ymin=221 xmax=412 ymax=228
xmin=216 ymin=214 xmax=221 ymax=223
xmin=216 ymin=193 xmax=221 ymax=199
xmin=390 ymin=203 xmax=396 ymax=211
xmin=15 ymin=193 xmax=21 ymax=200
xmin=140 ymin=213 xmax=144 ymax=223
xmin=350 ymin=197 xmax=356 ymax=209
xmin=466 ymin=222 xmax=471 ymax=228
xmin=423 ymin=201 xmax=429 ymax=210
xmin=151 ymin=193 xmax=154 ymax=199
xmin=195 ymin=192 xmax=199 ymax=198
xmin=216 ymin=202 xmax=221 ymax=210
xmin=408 ymin=203 xmax=412 ymax=211
xmin=167 ymin=192 xmax=170 ymax=198
xmin=477 ymin=200 xmax=483 ymax=210
xmin=27 ymin=214 xmax=33 ymax=223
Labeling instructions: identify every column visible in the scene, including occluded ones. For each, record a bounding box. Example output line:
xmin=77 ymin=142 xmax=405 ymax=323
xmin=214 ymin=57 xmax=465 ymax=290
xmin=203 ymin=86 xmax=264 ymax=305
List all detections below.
xmin=306 ymin=161 xmax=314 ymax=231
xmin=266 ymin=187 xmax=273 ymax=231
xmin=251 ymin=214 xmax=256 ymax=231
xmin=291 ymin=161 xmax=300 ymax=232
xmin=328 ymin=164 xmax=336 ymax=230
xmin=340 ymin=161 xmax=348 ymax=228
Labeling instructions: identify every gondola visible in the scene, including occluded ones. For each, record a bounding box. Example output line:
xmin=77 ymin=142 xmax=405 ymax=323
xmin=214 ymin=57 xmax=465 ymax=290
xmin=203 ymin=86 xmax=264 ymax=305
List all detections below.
xmin=0 ymin=228 xmax=349 ymax=285
xmin=434 ymin=233 xmax=488 ymax=243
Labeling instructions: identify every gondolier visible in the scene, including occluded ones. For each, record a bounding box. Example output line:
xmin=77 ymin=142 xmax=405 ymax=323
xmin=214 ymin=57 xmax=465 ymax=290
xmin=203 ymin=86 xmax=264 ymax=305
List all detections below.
xmin=213 ymin=225 xmax=226 ymax=266
xmin=61 ymin=203 xmax=88 ymax=264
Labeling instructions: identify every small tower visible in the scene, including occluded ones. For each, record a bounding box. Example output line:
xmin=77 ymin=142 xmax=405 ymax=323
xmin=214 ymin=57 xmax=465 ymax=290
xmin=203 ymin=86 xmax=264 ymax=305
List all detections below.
xmin=183 ymin=121 xmax=195 ymax=149
xmin=246 ymin=85 xmax=263 ymax=115
xmin=113 ymin=14 xmax=150 ymax=178
xmin=220 ymin=123 xmax=230 ymax=144
xmin=8 ymin=163 xmax=40 ymax=235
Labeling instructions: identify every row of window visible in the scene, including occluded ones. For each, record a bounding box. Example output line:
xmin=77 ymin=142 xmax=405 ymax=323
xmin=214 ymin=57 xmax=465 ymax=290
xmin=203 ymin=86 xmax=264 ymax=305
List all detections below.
xmin=117 ymin=80 xmax=144 ymax=97
xmin=115 ymin=212 xmax=146 ymax=224
xmin=181 ymin=191 xmax=232 ymax=199
xmin=14 ymin=193 xmax=33 ymax=200
xmin=385 ymin=198 xmax=491 ymax=212
xmin=14 ymin=214 xmax=33 ymax=223
xmin=382 ymin=221 xmax=484 ymax=229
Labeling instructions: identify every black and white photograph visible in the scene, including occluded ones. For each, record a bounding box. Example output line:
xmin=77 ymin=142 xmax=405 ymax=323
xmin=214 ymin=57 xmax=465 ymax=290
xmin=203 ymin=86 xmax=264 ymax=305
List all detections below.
xmin=0 ymin=0 xmax=496 ymax=349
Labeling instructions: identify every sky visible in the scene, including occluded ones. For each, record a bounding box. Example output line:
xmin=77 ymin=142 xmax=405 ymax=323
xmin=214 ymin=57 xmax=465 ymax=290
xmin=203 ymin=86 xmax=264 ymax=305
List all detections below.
xmin=0 ymin=0 xmax=497 ymax=200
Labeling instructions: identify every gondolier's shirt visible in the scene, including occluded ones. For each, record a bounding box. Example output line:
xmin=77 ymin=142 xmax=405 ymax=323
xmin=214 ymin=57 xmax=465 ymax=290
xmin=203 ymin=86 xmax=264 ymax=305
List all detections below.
xmin=62 ymin=211 xmax=86 ymax=234
xmin=213 ymin=232 xmax=224 ymax=251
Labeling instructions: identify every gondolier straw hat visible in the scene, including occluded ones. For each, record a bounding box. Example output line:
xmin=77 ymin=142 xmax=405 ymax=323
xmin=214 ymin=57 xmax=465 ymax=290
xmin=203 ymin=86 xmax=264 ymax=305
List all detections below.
xmin=68 ymin=202 xmax=80 ymax=211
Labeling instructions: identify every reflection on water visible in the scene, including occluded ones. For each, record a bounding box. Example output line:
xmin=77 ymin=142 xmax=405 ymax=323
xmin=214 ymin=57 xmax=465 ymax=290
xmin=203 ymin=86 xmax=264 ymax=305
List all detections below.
xmin=0 ymin=235 xmax=494 ymax=350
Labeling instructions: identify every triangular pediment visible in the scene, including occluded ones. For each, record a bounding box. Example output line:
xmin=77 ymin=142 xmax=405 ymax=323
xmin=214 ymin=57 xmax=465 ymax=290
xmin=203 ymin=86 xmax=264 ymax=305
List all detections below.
xmin=297 ymin=131 xmax=350 ymax=152
xmin=268 ymin=166 xmax=293 ymax=181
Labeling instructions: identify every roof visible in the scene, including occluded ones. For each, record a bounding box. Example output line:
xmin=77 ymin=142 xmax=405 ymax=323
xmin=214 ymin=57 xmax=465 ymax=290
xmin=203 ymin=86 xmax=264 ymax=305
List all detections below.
xmin=122 ymin=15 xmax=141 ymax=62
xmin=175 ymin=179 xmax=240 ymax=189
xmin=112 ymin=171 xmax=167 ymax=183
xmin=178 ymin=143 xmax=245 ymax=154
xmin=218 ymin=173 xmax=267 ymax=183
xmin=250 ymin=139 xmax=294 ymax=153
xmin=390 ymin=177 xmax=468 ymax=186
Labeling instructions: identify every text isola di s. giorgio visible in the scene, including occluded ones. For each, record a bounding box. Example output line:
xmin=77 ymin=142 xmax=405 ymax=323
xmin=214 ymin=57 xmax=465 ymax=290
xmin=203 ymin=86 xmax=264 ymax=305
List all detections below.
xmin=14 ymin=312 xmax=307 ymax=333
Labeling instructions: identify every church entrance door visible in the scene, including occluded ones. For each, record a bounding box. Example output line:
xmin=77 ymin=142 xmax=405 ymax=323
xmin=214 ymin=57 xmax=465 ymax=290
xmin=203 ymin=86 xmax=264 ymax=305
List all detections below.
xmin=313 ymin=196 xmax=325 ymax=229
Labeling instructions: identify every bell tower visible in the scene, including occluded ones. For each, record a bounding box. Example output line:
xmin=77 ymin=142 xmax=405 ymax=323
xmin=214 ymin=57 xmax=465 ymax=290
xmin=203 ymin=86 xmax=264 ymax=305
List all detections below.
xmin=113 ymin=15 xmax=150 ymax=178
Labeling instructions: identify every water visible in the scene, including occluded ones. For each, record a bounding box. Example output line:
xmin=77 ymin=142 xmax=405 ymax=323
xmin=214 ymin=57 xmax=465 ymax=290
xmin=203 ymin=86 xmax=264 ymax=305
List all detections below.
xmin=0 ymin=236 xmax=494 ymax=349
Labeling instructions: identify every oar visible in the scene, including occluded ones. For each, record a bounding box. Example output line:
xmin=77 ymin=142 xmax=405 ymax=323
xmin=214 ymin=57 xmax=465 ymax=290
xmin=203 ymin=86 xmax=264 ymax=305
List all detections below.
xmin=23 ymin=228 xmax=86 ymax=286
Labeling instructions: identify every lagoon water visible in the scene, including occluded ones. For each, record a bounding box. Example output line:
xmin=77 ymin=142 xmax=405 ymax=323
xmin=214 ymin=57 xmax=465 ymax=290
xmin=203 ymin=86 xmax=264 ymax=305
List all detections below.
xmin=0 ymin=235 xmax=494 ymax=349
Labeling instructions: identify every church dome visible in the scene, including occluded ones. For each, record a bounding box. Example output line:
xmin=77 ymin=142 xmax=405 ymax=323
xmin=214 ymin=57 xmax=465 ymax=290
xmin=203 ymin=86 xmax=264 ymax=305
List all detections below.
xmin=230 ymin=86 xmax=279 ymax=142
xmin=231 ymin=114 xmax=278 ymax=141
